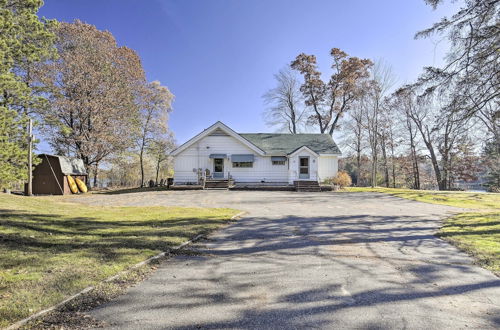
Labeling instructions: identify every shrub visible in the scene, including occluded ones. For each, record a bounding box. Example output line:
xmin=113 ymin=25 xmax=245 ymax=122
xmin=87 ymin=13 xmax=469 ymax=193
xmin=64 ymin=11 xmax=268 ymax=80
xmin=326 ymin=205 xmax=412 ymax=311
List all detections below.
xmin=328 ymin=171 xmax=352 ymax=188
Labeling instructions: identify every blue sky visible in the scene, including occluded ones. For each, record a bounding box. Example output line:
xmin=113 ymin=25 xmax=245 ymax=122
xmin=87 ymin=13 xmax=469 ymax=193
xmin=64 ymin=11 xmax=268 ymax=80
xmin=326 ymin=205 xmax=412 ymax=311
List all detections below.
xmin=37 ymin=0 xmax=458 ymax=148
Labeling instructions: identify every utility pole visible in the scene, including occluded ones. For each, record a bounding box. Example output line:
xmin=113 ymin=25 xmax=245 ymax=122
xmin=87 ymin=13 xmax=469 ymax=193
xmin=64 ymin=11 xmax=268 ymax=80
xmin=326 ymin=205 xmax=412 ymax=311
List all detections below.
xmin=27 ymin=118 xmax=33 ymax=196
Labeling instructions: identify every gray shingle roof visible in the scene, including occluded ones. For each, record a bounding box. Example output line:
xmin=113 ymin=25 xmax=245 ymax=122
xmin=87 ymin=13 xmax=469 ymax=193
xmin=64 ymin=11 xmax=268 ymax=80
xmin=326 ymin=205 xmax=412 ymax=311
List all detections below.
xmin=58 ymin=156 xmax=87 ymax=175
xmin=239 ymin=133 xmax=341 ymax=155
xmin=40 ymin=154 xmax=87 ymax=175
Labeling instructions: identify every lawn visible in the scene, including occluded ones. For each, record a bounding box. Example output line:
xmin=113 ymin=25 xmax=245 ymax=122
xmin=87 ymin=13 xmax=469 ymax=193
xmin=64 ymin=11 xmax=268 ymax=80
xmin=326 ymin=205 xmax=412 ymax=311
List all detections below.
xmin=347 ymin=187 xmax=499 ymax=274
xmin=0 ymin=194 xmax=238 ymax=328
xmin=347 ymin=187 xmax=499 ymax=209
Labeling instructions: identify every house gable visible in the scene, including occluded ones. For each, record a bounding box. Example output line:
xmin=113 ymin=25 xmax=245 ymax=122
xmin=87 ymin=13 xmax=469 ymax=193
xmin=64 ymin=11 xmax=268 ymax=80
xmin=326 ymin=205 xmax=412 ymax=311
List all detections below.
xmin=288 ymin=145 xmax=319 ymax=157
xmin=170 ymin=121 xmax=266 ymax=157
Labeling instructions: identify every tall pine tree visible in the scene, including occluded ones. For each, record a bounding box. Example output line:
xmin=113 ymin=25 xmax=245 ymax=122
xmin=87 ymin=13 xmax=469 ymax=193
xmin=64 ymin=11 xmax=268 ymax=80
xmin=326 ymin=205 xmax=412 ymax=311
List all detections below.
xmin=0 ymin=0 xmax=56 ymax=189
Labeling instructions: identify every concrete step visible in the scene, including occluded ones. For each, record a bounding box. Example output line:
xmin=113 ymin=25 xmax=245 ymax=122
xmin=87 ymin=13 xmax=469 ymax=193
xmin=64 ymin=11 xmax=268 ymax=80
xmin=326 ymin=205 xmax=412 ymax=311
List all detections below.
xmin=294 ymin=180 xmax=320 ymax=192
xmin=205 ymin=179 xmax=229 ymax=190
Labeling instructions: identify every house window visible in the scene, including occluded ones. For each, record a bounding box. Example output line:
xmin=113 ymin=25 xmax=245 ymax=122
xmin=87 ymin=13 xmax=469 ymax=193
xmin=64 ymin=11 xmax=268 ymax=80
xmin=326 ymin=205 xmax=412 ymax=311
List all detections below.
xmin=299 ymin=157 xmax=309 ymax=174
xmin=271 ymin=156 xmax=287 ymax=165
xmin=233 ymin=162 xmax=253 ymax=168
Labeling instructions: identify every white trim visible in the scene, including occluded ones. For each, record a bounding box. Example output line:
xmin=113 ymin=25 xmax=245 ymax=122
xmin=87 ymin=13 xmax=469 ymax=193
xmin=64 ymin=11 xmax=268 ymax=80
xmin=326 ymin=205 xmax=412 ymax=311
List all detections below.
xmin=288 ymin=145 xmax=319 ymax=157
xmin=170 ymin=121 xmax=266 ymax=156
xmin=318 ymin=153 xmax=342 ymax=156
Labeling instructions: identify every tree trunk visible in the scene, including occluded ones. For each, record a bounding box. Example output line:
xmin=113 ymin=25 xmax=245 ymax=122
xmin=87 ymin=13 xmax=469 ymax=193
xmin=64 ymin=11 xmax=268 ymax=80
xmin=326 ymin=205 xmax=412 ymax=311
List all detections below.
xmin=369 ymin=101 xmax=379 ymax=188
xmin=356 ymin=148 xmax=361 ymax=186
xmin=412 ymin=119 xmax=444 ymax=190
xmin=371 ymin=152 xmax=377 ymax=188
xmin=139 ymin=143 xmax=145 ymax=187
xmin=290 ymin=104 xmax=297 ymax=134
xmin=389 ymin=134 xmax=396 ymax=188
xmin=93 ymin=162 xmax=99 ymax=188
xmin=381 ymin=137 xmax=389 ymax=188
xmin=370 ymin=132 xmax=378 ymax=188
xmin=155 ymin=158 xmax=160 ymax=185
xmin=448 ymin=157 xmax=454 ymax=190
xmin=83 ymin=156 xmax=90 ymax=186
xmin=406 ymin=116 xmax=420 ymax=190
xmin=308 ymin=89 xmax=325 ymax=133
xmin=411 ymin=145 xmax=420 ymax=190
xmin=392 ymin=158 xmax=396 ymax=188
xmin=428 ymin=145 xmax=445 ymax=190
xmin=139 ymin=150 xmax=144 ymax=188
xmin=441 ymin=154 xmax=449 ymax=190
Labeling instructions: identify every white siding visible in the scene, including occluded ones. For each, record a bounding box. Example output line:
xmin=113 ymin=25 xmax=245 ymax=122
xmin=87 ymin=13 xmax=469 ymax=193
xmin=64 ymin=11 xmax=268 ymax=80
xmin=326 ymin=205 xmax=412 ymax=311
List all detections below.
xmin=288 ymin=149 xmax=319 ymax=183
xmin=231 ymin=155 xmax=288 ymax=182
xmin=173 ymin=154 xmax=200 ymax=183
xmin=318 ymin=155 xmax=339 ymax=182
xmin=173 ymin=135 xmax=288 ymax=183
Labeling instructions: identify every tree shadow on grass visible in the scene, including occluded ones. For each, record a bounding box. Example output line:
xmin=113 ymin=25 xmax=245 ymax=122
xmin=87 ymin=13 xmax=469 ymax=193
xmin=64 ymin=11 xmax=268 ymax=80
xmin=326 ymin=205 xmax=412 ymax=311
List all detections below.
xmin=0 ymin=209 xmax=232 ymax=266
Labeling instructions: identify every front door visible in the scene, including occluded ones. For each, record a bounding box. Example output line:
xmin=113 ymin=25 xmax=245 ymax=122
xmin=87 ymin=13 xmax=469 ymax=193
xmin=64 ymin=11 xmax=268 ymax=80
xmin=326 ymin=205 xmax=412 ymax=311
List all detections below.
xmin=213 ymin=158 xmax=224 ymax=178
xmin=299 ymin=157 xmax=309 ymax=179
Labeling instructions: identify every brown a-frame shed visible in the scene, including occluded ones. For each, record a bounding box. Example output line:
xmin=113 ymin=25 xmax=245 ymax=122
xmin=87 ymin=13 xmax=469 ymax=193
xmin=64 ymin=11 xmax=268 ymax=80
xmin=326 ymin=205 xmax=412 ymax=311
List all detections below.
xmin=28 ymin=154 xmax=88 ymax=195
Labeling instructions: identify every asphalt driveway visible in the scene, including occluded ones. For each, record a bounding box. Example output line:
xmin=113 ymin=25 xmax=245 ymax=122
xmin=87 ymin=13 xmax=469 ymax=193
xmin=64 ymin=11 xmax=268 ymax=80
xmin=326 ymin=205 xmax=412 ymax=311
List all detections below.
xmin=69 ymin=191 xmax=500 ymax=329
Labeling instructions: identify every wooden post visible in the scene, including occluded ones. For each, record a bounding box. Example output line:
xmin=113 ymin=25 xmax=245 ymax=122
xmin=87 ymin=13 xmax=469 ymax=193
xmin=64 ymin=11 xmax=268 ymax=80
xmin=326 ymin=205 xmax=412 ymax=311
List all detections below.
xmin=27 ymin=118 xmax=33 ymax=196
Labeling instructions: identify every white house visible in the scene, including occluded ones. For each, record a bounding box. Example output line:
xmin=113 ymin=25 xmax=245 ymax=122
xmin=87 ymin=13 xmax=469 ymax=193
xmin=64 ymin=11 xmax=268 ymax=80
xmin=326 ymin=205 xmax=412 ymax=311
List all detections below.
xmin=170 ymin=121 xmax=341 ymax=185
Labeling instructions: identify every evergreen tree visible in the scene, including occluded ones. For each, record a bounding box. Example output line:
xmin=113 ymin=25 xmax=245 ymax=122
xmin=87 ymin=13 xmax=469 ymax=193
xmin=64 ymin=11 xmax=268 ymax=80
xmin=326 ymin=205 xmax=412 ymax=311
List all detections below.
xmin=0 ymin=0 xmax=57 ymax=189
xmin=0 ymin=108 xmax=29 ymax=188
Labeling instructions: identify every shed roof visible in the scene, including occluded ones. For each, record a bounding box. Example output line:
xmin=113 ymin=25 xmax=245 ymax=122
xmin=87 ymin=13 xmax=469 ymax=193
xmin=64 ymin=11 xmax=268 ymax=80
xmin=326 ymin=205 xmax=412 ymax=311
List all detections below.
xmin=239 ymin=133 xmax=342 ymax=156
xmin=39 ymin=154 xmax=87 ymax=175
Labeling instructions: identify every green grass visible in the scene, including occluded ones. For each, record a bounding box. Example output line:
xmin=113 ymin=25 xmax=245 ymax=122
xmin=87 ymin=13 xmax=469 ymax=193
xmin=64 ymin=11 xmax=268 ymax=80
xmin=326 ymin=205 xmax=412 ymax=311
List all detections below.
xmin=346 ymin=187 xmax=499 ymax=274
xmin=346 ymin=187 xmax=499 ymax=209
xmin=0 ymin=194 xmax=238 ymax=328
xmin=438 ymin=212 xmax=499 ymax=274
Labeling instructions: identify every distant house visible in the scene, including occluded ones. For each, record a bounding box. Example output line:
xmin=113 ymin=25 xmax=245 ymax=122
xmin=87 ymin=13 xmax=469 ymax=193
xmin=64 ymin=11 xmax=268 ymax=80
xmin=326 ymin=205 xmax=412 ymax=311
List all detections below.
xmin=28 ymin=154 xmax=88 ymax=195
xmin=170 ymin=121 xmax=341 ymax=186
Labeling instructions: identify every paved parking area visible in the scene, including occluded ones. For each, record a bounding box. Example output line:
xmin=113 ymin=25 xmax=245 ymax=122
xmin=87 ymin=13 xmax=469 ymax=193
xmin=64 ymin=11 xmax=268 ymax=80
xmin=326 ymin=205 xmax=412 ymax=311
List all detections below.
xmin=68 ymin=191 xmax=500 ymax=329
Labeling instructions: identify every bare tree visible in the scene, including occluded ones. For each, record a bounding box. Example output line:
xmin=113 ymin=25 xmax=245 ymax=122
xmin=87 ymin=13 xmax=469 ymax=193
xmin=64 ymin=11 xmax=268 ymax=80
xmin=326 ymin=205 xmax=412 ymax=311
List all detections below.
xmin=389 ymin=89 xmax=422 ymax=189
xmin=379 ymin=104 xmax=398 ymax=188
xmin=476 ymin=101 xmax=500 ymax=144
xmin=291 ymin=48 xmax=372 ymax=135
xmin=135 ymin=81 xmax=174 ymax=187
xmin=397 ymin=86 xmax=471 ymax=190
xmin=148 ymin=133 xmax=176 ymax=185
xmin=36 ymin=20 xmax=145 ymax=186
xmin=263 ymin=68 xmax=305 ymax=133
xmin=362 ymin=61 xmax=396 ymax=187
xmin=342 ymin=105 xmax=366 ymax=185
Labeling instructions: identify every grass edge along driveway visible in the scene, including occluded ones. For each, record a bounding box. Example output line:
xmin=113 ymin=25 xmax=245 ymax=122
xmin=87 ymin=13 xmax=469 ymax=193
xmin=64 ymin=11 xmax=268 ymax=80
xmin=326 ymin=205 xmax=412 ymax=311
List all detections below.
xmin=347 ymin=187 xmax=499 ymax=275
xmin=0 ymin=194 xmax=238 ymax=328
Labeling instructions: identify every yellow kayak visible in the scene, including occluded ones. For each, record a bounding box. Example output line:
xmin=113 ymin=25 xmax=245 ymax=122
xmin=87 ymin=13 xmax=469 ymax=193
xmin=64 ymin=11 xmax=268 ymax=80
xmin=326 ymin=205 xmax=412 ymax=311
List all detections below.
xmin=67 ymin=175 xmax=79 ymax=194
xmin=75 ymin=177 xmax=88 ymax=193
